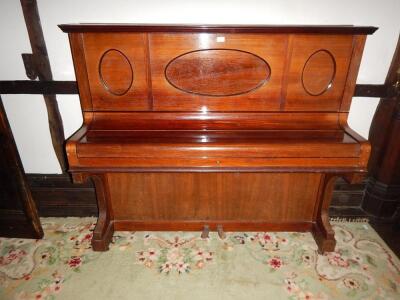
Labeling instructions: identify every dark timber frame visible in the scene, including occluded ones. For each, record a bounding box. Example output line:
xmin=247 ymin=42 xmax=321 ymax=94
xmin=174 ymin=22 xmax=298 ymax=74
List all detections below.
xmin=20 ymin=0 xmax=67 ymax=173
xmin=363 ymin=36 xmax=400 ymax=223
xmin=0 ymin=95 xmax=43 ymax=238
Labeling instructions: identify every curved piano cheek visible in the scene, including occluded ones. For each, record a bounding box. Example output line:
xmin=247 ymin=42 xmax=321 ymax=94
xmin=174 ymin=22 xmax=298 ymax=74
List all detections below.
xmin=61 ymin=23 xmax=376 ymax=253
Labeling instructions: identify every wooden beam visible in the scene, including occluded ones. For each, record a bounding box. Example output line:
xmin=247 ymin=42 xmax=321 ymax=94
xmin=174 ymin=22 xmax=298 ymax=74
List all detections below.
xmin=20 ymin=0 xmax=67 ymax=173
xmin=0 ymin=95 xmax=43 ymax=238
xmin=0 ymin=80 xmax=395 ymax=99
xmin=354 ymin=84 xmax=394 ymax=98
xmin=0 ymin=80 xmax=78 ymax=94
xmin=362 ymin=34 xmax=400 ymax=222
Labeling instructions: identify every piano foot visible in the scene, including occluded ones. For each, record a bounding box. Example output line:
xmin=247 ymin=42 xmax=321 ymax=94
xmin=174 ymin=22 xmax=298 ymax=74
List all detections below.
xmin=92 ymin=220 xmax=114 ymax=251
xmin=312 ymin=218 xmax=336 ymax=254
xmin=90 ymin=174 xmax=114 ymax=251
xmin=312 ymin=174 xmax=338 ymax=254
xmin=217 ymin=225 xmax=226 ymax=239
xmin=201 ymin=225 xmax=210 ymax=239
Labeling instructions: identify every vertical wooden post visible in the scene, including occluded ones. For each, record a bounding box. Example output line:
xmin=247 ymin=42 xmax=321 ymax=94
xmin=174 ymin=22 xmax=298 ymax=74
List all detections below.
xmin=0 ymin=96 xmax=43 ymax=238
xmin=362 ymin=35 xmax=400 ymax=222
xmin=20 ymin=0 xmax=67 ymax=173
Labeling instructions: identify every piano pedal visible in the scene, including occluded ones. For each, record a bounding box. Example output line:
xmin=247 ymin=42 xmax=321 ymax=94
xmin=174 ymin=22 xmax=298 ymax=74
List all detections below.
xmin=201 ymin=225 xmax=210 ymax=239
xmin=217 ymin=225 xmax=226 ymax=240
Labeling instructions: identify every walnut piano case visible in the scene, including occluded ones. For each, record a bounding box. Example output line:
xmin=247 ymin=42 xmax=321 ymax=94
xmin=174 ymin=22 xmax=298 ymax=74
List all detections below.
xmin=60 ymin=24 xmax=377 ymax=252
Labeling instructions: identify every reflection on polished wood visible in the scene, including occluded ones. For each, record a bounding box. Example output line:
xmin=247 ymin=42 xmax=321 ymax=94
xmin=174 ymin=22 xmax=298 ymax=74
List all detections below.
xmin=302 ymin=50 xmax=336 ymax=96
xmin=98 ymin=49 xmax=133 ymax=96
xmin=165 ymin=49 xmax=271 ymax=96
xmin=61 ymin=24 xmax=376 ymax=253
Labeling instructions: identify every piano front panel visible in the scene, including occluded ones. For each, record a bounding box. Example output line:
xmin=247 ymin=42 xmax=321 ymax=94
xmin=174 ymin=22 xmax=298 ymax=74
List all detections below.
xmin=149 ymin=33 xmax=287 ymax=111
xmin=285 ymin=35 xmax=354 ymax=111
xmin=75 ymin=32 xmax=355 ymax=112
xmin=82 ymin=33 xmax=150 ymax=111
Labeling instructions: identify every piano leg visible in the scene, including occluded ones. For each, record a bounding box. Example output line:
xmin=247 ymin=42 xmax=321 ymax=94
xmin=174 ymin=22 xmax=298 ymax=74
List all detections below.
xmin=312 ymin=174 xmax=337 ymax=254
xmin=90 ymin=174 xmax=114 ymax=251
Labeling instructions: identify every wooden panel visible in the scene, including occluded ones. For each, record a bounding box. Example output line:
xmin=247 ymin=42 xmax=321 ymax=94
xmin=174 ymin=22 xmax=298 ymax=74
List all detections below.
xmin=69 ymin=157 xmax=364 ymax=170
xmin=89 ymin=112 xmax=341 ymax=130
xmin=285 ymin=35 xmax=354 ymax=111
xmin=340 ymin=36 xmax=367 ymax=112
xmin=76 ymin=132 xmax=360 ymax=159
xmin=86 ymin=130 xmax=345 ymax=140
xmin=165 ymin=49 xmax=271 ymax=96
xmin=69 ymin=33 xmax=93 ymax=110
xmin=98 ymin=49 xmax=133 ymax=96
xmin=59 ymin=24 xmax=378 ymax=35
xmin=83 ymin=33 xmax=150 ymax=111
xmin=107 ymin=173 xmax=322 ymax=222
xmin=25 ymin=174 xmax=366 ymax=219
xmin=302 ymin=50 xmax=336 ymax=96
xmin=150 ymin=33 xmax=287 ymax=111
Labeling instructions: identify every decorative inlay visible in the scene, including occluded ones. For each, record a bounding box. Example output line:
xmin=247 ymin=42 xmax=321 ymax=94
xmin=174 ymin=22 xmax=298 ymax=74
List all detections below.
xmin=165 ymin=49 xmax=271 ymax=97
xmin=302 ymin=50 xmax=336 ymax=96
xmin=99 ymin=49 xmax=133 ymax=96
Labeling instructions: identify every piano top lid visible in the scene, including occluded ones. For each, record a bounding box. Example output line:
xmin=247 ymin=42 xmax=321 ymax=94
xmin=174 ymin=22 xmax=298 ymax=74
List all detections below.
xmin=58 ymin=23 xmax=378 ymax=35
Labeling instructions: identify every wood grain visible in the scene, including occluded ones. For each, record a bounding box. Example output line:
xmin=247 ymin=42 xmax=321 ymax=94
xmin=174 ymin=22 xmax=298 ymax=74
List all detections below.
xmin=164 ymin=49 xmax=271 ymax=97
xmin=285 ymin=35 xmax=354 ymax=111
xmin=150 ymin=33 xmax=287 ymax=111
xmin=107 ymin=173 xmax=321 ymax=222
xmin=302 ymin=50 xmax=336 ymax=96
xmin=89 ymin=112 xmax=341 ymax=130
xmin=83 ymin=33 xmax=150 ymax=111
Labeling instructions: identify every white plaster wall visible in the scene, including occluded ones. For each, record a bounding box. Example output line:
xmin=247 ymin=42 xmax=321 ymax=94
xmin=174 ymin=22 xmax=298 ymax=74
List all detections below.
xmin=1 ymin=0 xmax=399 ymax=173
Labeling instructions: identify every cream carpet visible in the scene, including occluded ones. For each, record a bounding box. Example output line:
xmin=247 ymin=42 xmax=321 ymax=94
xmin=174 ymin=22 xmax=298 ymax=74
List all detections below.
xmin=1 ymin=218 xmax=399 ymax=299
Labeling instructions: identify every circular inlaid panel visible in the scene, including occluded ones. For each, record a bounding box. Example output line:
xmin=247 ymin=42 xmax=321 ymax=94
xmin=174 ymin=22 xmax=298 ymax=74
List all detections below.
xmin=99 ymin=49 xmax=133 ymax=96
xmin=302 ymin=50 xmax=336 ymax=96
xmin=165 ymin=49 xmax=271 ymax=97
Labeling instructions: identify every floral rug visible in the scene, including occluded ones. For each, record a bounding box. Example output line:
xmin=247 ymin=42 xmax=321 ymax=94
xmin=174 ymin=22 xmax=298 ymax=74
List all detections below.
xmin=0 ymin=218 xmax=399 ymax=300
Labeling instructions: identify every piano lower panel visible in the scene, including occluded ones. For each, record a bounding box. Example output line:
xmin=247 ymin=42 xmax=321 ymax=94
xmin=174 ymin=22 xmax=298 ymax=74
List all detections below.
xmin=107 ymin=172 xmax=322 ymax=223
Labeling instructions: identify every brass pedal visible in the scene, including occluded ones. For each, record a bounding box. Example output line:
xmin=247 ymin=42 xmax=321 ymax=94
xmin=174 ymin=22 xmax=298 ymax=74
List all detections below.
xmin=201 ymin=225 xmax=210 ymax=239
xmin=217 ymin=224 xmax=226 ymax=239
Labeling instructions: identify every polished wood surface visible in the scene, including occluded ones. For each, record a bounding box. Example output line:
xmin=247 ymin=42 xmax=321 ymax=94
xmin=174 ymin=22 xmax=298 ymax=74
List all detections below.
xmin=164 ymin=49 xmax=271 ymax=96
xmin=62 ymin=24 xmax=375 ymax=253
xmin=83 ymin=33 xmax=150 ymax=111
xmin=302 ymin=50 xmax=336 ymax=96
xmin=108 ymin=173 xmax=320 ymax=221
xmin=59 ymin=24 xmax=377 ymax=35
xmin=285 ymin=35 xmax=353 ymax=111
xmin=76 ymin=132 xmax=361 ymax=159
xmin=150 ymin=33 xmax=285 ymax=111
xmin=88 ymin=112 xmax=342 ymax=130
xmin=66 ymin=28 xmax=373 ymax=112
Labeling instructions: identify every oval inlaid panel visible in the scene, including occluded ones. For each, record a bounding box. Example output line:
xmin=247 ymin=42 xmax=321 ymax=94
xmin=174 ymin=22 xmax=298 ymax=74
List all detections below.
xmin=99 ymin=49 xmax=133 ymax=96
xmin=302 ymin=50 xmax=336 ymax=96
xmin=165 ymin=49 xmax=271 ymax=96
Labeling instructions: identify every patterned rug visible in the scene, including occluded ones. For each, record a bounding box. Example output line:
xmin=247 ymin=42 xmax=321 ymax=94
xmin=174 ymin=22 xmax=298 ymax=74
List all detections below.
xmin=0 ymin=218 xmax=399 ymax=300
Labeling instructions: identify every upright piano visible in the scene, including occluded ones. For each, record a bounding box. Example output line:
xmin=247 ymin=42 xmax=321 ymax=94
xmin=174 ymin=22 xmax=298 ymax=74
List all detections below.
xmin=60 ymin=24 xmax=377 ymax=252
